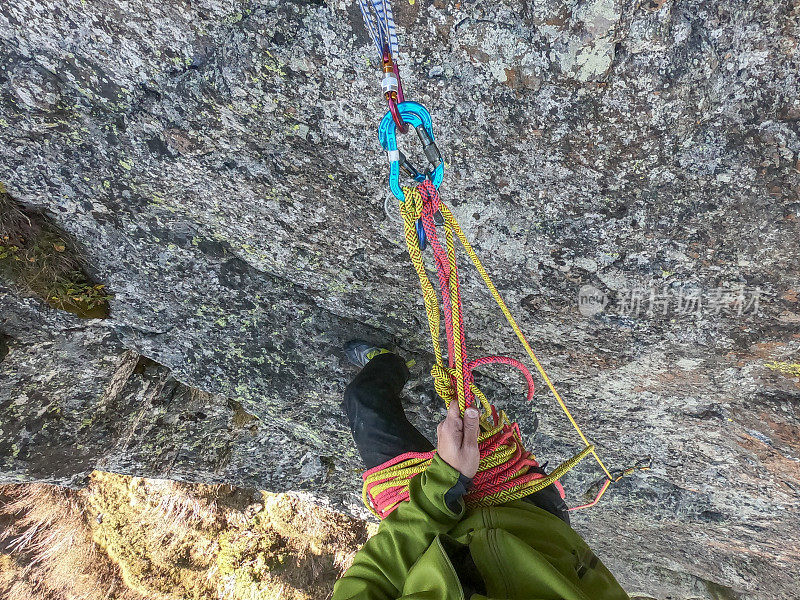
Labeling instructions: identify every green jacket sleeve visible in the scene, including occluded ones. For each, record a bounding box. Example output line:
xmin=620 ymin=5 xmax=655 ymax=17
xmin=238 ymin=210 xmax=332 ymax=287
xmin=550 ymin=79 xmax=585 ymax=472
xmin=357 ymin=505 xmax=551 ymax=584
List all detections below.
xmin=332 ymin=454 xmax=465 ymax=600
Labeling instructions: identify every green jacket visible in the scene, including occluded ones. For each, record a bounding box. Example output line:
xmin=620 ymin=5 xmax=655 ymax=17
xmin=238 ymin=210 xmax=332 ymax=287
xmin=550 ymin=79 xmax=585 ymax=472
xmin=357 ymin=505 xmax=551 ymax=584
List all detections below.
xmin=333 ymin=455 xmax=629 ymax=600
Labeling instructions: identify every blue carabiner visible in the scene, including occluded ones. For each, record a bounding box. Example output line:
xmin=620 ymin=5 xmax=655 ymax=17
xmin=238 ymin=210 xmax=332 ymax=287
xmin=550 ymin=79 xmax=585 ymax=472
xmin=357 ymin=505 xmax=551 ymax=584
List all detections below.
xmin=379 ymin=101 xmax=444 ymax=250
xmin=379 ymin=101 xmax=444 ymax=204
xmin=416 ymin=219 xmax=427 ymax=249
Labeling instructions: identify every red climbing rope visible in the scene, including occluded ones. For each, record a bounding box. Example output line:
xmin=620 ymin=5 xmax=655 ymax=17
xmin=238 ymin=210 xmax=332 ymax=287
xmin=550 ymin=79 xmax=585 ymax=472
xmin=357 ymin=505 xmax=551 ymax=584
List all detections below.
xmin=359 ymin=0 xmax=651 ymax=522
xmin=363 ymin=180 xmax=575 ymax=518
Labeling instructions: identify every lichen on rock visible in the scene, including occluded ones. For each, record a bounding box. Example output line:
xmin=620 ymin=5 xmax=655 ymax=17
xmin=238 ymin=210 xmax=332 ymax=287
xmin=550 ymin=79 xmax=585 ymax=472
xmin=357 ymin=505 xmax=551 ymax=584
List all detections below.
xmin=1 ymin=0 xmax=800 ymax=598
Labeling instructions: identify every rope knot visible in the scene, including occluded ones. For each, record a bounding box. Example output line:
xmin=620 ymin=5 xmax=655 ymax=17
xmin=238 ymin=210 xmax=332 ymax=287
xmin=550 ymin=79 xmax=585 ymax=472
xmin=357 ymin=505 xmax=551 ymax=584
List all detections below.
xmin=417 ymin=179 xmax=441 ymax=211
xmin=400 ymin=186 xmax=423 ymax=222
xmin=430 ymin=363 xmax=457 ymax=406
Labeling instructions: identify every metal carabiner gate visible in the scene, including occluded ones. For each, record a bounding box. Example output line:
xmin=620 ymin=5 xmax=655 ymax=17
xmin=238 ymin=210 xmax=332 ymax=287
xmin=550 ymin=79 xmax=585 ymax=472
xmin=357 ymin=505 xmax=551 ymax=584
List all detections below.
xmin=379 ymin=101 xmax=444 ymax=204
xmin=379 ymin=102 xmax=444 ymax=249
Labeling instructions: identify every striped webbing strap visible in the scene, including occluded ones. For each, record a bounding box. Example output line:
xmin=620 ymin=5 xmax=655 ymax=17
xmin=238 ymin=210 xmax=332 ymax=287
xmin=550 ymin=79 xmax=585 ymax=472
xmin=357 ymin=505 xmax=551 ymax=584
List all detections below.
xmin=358 ymin=0 xmax=400 ymax=58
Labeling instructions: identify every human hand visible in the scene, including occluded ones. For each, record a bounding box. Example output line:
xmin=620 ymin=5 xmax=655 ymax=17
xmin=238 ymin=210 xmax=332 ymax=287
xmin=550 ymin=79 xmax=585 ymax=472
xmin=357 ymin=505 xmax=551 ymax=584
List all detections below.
xmin=436 ymin=401 xmax=481 ymax=478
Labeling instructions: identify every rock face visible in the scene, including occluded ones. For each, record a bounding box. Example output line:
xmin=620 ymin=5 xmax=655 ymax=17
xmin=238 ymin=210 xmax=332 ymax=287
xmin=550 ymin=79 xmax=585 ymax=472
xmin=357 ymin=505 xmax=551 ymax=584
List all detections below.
xmin=1 ymin=0 xmax=799 ymax=598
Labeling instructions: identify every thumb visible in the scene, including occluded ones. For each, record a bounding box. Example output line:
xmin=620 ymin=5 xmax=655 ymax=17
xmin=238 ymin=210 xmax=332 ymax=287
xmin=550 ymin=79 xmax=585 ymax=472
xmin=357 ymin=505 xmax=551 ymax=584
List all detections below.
xmin=462 ymin=407 xmax=480 ymax=445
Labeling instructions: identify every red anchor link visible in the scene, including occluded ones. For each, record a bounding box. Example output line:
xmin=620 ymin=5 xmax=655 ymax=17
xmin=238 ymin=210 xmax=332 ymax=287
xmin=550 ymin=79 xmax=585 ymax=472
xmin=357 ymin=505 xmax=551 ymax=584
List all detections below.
xmin=382 ymin=46 xmax=408 ymax=134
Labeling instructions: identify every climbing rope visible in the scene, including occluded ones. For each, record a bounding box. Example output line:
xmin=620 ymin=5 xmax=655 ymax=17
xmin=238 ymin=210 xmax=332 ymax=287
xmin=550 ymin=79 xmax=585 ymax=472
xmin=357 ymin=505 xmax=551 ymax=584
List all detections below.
xmin=357 ymin=2 xmax=649 ymax=520
xmin=363 ymin=181 xmax=608 ymax=518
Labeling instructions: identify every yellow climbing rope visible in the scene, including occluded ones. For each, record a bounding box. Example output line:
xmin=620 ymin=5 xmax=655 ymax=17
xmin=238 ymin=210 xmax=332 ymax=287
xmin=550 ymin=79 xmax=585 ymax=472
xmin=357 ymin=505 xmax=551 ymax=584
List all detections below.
xmin=430 ymin=196 xmax=615 ymax=478
xmin=361 ymin=182 xmax=649 ymax=519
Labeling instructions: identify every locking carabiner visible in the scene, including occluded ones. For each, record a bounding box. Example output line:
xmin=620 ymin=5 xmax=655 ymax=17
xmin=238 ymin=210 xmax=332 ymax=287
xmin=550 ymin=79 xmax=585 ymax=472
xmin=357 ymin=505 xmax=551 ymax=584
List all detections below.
xmin=379 ymin=101 xmax=445 ymax=204
xmin=381 ymin=46 xmax=408 ymax=133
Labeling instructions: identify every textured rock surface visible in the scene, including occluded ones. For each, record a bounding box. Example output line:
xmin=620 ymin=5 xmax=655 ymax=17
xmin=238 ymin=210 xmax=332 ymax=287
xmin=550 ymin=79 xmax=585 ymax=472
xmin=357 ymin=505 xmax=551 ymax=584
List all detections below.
xmin=1 ymin=0 xmax=800 ymax=598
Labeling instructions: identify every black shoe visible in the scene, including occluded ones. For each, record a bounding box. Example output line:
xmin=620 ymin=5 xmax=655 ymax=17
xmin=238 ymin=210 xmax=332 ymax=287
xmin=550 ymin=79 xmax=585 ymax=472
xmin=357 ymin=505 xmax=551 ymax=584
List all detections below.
xmin=344 ymin=340 xmax=392 ymax=369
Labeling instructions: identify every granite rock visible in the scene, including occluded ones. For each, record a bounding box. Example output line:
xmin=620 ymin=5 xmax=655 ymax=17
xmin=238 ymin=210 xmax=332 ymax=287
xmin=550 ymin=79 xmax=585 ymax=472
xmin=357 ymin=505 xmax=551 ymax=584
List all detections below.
xmin=1 ymin=1 xmax=800 ymax=598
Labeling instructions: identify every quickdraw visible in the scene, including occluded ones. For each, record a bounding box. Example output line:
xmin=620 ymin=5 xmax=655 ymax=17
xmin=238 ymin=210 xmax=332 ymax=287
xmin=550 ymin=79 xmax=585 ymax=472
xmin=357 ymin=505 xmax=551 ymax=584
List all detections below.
xmin=359 ymin=0 xmax=408 ymax=132
xmin=357 ymin=1 xmax=650 ymax=520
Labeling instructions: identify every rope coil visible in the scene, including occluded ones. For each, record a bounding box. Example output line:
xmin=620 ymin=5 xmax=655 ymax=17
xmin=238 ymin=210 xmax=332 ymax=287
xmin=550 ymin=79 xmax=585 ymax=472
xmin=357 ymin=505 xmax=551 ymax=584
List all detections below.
xmin=362 ymin=181 xmax=611 ymax=518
